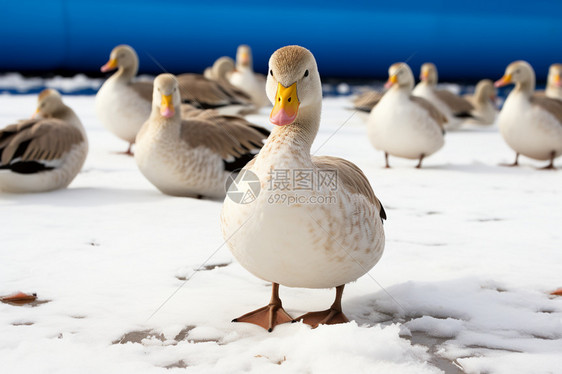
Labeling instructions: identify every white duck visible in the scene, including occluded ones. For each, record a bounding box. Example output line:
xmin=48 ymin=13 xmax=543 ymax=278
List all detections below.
xmin=0 ymin=89 xmax=88 ymax=193
xmin=495 ymin=61 xmax=562 ymax=169
xmin=413 ymin=62 xmax=474 ymax=130
xmin=134 ymin=74 xmax=269 ymax=198
xmin=228 ymin=44 xmax=270 ymax=108
xmin=367 ymin=63 xmax=446 ymax=168
xmin=95 ymin=45 xmax=152 ymax=155
xmin=221 ymin=46 xmax=386 ymax=331
xmin=545 ymin=63 xmax=562 ymax=100
xmin=463 ymin=79 xmax=498 ymax=125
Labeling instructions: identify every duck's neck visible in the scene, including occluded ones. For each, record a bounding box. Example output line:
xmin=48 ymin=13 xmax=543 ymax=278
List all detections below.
xmin=259 ymin=101 xmax=321 ymax=167
xmin=112 ymin=62 xmax=138 ymax=83
xmin=514 ymin=77 xmax=535 ymax=96
xmin=54 ymin=106 xmax=87 ymax=138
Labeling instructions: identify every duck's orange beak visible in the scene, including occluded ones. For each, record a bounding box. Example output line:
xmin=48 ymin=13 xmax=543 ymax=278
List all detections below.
xmin=384 ymin=74 xmax=398 ymax=89
xmin=270 ymin=82 xmax=299 ymax=126
xmin=240 ymin=51 xmax=250 ymax=65
xmin=494 ymin=74 xmax=512 ymax=88
xmin=554 ymin=74 xmax=561 ymax=87
xmin=101 ymin=58 xmax=118 ymax=72
xmin=160 ymin=94 xmax=174 ymax=118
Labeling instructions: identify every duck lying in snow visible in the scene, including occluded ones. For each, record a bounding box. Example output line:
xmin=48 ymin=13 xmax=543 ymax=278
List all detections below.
xmin=0 ymin=89 xmax=88 ymax=193
xmin=134 ymin=74 xmax=269 ymax=198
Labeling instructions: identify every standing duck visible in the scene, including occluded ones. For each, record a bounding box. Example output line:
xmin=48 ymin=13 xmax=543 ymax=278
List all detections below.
xmin=221 ymin=46 xmax=386 ymax=331
xmin=495 ymin=61 xmax=562 ymax=169
xmin=463 ymin=79 xmax=498 ymax=125
xmin=0 ymin=89 xmax=88 ymax=193
xmin=134 ymin=74 xmax=269 ymax=198
xmin=228 ymin=44 xmax=270 ymax=108
xmin=95 ymin=45 xmax=152 ymax=155
xmin=413 ymin=62 xmax=474 ymax=130
xmin=367 ymin=63 xmax=446 ymax=168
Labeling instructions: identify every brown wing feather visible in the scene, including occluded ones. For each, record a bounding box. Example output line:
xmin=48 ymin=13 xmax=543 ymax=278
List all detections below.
xmin=313 ymin=155 xmax=386 ymax=221
xmin=530 ymin=95 xmax=562 ymax=123
xmin=409 ymin=96 xmax=448 ymax=128
xmin=353 ymin=90 xmax=385 ymax=112
xmin=433 ymin=89 xmax=474 ymax=113
xmin=129 ymin=81 xmax=153 ymax=103
xmin=1 ymin=119 xmax=83 ymax=165
xmin=176 ymin=73 xmax=252 ymax=108
xmin=179 ymin=111 xmax=268 ymax=161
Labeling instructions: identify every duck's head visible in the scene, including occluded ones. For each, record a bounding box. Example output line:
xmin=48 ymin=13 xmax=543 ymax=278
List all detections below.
xmin=236 ymin=44 xmax=253 ymax=69
xmin=153 ymin=74 xmax=180 ymax=119
xmin=420 ymin=62 xmax=438 ymax=85
xmin=494 ymin=61 xmax=535 ymax=89
xmin=474 ymin=79 xmax=496 ymax=103
xmin=213 ymin=56 xmax=235 ymax=80
xmin=34 ymin=89 xmax=64 ymax=118
xmin=547 ymin=63 xmax=562 ymax=88
xmin=267 ymin=45 xmax=321 ymax=126
xmin=101 ymin=45 xmax=138 ymax=73
xmin=384 ymin=63 xmax=415 ymax=91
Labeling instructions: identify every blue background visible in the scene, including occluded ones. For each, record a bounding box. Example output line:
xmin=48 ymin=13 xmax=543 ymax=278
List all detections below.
xmin=1 ymin=1 xmax=560 ymax=80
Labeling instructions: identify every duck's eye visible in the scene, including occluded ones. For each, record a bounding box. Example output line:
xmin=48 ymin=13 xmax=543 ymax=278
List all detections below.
xmin=304 ymin=69 xmax=309 ymax=78
xmin=270 ymin=69 xmax=273 ymax=77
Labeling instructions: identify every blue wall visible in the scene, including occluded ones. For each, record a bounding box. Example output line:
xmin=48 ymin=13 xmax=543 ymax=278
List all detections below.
xmin=1 ymin=1 xmax=561 ymax=80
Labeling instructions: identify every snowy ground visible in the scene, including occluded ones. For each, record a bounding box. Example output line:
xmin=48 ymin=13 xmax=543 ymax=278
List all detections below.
xmin=1 ymin=79 xmax=562 ymax=374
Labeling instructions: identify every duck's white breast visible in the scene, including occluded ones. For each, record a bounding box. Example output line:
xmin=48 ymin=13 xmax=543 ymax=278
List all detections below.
xmin=95 ymin=80 xmax=151 ymax=143
xmin=221 ymin=161 xmax=385 ymax=289
xmin=498 ymin=92 xmax=562 ymax=160
xmin=367 ymin=91 xmax=444 ymax=159
xmin=413 ymin=85 xmax=462 ymax=129
xmin=135 ymin=124 xmax=227 ymax=197
xmin=229 ymin=69 xmax=269 ymax=107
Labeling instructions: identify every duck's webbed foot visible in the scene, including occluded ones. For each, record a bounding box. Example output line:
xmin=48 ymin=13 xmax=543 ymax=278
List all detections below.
xmin=232 ymin=283 xmax=294 ymax=332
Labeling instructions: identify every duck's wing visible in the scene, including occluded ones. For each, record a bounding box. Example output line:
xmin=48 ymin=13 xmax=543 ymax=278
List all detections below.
xmin=353 ymin=90 xmax=384 ymax=112
xmin=129 ymin=81 xmax=153 ymax=103
xmin=313 ymin=155 xmax=386 ymax=222
xmin=176 ymin=73 xmax=253 ymax=110
xmin=179 ymin=110 xmax=269 ymax=172
xmin=434 ymin=89 xmax=474 ymax=116
xmin=0 ymin=118 xmax=84 ymax=174
xmin=409 ymin=95 xmax=448 ymax=132
xmin=530 ymin=95 xmax=562 ymax=123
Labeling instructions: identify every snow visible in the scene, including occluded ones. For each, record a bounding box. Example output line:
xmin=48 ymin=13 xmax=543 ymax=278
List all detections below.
xmin=1 ymin=80 xmax=562 ymax=373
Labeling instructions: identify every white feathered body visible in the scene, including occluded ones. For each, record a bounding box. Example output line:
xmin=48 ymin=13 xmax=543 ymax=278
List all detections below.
xmin=134 ymin=120 xmax=228 ymax=198
xmin=498 ymin=91 xmax=562 ymax=160
xmin=413 ymin=83 xmax=462 ymax=130
xmin=367 ymin=89 xmax=444 ymax=159
xmin=96 ymin=78 xmax=151 ymax=144
xmin=221 ymin=138 xmax=385 ymax=289
xmin=0 ymin=142 xmax=88 ymax=193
